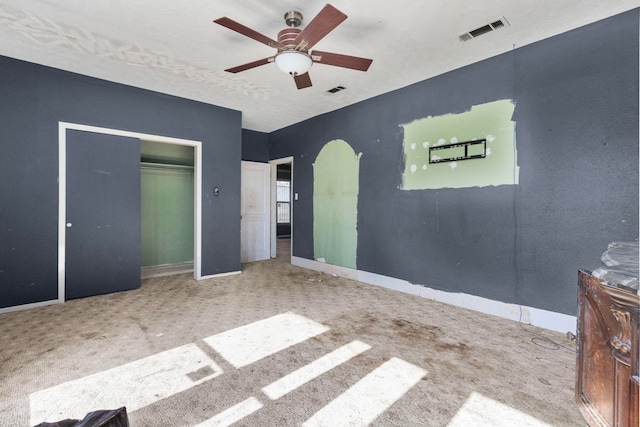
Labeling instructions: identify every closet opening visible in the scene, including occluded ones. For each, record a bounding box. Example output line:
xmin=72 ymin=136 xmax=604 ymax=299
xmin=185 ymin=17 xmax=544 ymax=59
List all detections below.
xmin=140 ymin=140 xmax=195 ymax=279
xmin=58 ymin=122 xmax=204 ymax=303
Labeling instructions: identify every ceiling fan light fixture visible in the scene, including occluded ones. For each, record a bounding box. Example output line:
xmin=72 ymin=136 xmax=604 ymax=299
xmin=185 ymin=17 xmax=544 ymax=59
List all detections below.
xmin=275 ymin=51 xmax=312 ymax=76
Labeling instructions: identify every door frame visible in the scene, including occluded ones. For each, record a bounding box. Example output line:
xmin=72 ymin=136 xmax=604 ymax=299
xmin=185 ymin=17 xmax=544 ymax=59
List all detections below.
xmin=58 ymin=122 xmax=203 ymax=303
xmin=269 ymin=156 xmax=294 ymax=259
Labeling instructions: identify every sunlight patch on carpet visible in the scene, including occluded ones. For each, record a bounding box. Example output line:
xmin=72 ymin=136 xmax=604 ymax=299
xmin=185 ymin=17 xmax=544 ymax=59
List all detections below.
xmin=262 ymin=340 xmax=372 ymax=400
xmin=192 ymin=397 xmax=263 ymax=427
xmin=302 ymin=357 xmax=427 ymax=427
xmin=203 ymin=312 xmax=329 ymax=368
xmin=29 ymin=343 xmax=223 ymax=425
xmin=447 ymin=392 xmax=554 ymax=427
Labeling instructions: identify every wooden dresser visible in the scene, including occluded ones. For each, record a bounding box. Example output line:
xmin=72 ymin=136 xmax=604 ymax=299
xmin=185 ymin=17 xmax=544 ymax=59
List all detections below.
xmin=576 ymin=268 xmax=640 ymax=426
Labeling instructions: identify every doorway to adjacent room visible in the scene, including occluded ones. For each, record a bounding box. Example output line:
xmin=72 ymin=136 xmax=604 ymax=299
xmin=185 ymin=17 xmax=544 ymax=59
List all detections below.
xmin=269 ymin=157 xmax=293 ymax=261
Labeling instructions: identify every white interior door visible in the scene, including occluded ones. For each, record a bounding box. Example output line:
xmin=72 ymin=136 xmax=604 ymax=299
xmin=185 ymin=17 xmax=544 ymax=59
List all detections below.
xmin=241 ymin=161 xmax=271 ymax=262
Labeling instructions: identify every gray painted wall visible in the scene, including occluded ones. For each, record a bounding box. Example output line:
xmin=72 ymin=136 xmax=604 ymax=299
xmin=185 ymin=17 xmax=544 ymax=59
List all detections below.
xmin=242 ymin=129 xmax=269 ymax=163
xmin=0 ymin=56 xmax=242 ymax=308
xmin=269 ymin=10 xmax=639 ymax=316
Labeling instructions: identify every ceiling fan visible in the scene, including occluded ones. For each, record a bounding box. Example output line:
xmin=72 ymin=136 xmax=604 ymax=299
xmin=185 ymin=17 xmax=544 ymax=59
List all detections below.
xmin=213 ymin=4 xmax=373 ymax=90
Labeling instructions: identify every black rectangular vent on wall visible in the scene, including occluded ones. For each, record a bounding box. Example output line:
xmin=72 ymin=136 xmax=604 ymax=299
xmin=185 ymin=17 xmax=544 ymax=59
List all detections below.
xmin=327 ymin=86 xmax=346 ymax=94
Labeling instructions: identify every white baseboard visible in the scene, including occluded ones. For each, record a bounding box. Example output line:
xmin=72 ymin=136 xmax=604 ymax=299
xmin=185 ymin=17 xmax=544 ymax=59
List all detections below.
xmin=0 ymin=299 xmax=59 ymax=315
xmin=199 ymin=270 xmax=241 ymax=280
xmin=292 ymin=256 xmax=577 ymax=334
xmin=292 ymin=256 xmax=359 ymax=280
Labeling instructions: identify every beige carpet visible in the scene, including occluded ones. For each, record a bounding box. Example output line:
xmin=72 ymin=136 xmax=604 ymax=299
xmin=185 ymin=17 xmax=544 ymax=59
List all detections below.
xmin=0 ymin=240 xmax=584 ymax=426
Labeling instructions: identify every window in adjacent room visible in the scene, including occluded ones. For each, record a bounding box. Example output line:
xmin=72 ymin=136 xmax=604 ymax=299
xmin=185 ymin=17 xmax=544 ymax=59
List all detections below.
xmin=276 ymin=180 xmax=290 ymax=223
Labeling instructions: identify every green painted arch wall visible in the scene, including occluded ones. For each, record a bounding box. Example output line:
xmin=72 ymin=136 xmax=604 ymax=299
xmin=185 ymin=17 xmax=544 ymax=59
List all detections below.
xmin=313 ymin=139 xmax=361 ymax=269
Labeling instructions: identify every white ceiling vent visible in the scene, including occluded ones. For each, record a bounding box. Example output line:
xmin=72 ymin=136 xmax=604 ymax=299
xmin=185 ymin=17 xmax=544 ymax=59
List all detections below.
xmin=459 ymin=17 xmax=510 ymax=42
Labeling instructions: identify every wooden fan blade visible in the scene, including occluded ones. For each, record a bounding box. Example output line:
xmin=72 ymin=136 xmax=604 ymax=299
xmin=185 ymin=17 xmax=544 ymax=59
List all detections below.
xmin=311 ymin=50 xmax=372 ymax=71
xmin=214 ymin=17 xmax=282 ymax=49
xmin=294 ymin=72 xmax=312 ymax=89
xmin=292 ymin=4 xmax=347 ymax=50
xmin=225 ymin=57 xmax=274 ymax=73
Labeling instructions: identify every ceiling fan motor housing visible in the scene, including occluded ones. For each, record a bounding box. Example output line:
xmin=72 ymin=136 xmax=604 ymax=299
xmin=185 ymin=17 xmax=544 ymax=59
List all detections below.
xmin=277 ymin=28 xmax=307 ymax=52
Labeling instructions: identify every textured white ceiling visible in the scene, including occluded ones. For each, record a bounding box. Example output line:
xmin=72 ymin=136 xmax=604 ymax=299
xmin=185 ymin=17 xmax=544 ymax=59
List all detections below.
xmin=0 ymin=1 xmax=637 ymax=132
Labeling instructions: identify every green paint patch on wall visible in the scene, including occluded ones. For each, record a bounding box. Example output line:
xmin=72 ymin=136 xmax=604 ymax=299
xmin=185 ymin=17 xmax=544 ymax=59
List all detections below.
xmin=313 ymin=140 xmax=361 ymax=269
xmin=402 ymin=99 xmax=517 ymax=190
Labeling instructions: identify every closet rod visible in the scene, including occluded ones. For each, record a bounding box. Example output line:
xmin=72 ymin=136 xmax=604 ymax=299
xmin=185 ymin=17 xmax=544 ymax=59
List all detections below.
xmin=141 ymin=161 xmax=194 ymax=171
